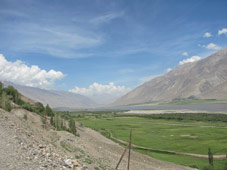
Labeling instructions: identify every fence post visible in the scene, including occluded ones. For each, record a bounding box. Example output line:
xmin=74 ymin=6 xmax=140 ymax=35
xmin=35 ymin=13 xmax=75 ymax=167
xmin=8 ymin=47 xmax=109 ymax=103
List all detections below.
xmin=115 ymin=143 xmax=129 ymax=170
xmin=127 ymin=129 xmax=132 ymax=170
xmin=115 ymin=129 xmax=132 ymax=170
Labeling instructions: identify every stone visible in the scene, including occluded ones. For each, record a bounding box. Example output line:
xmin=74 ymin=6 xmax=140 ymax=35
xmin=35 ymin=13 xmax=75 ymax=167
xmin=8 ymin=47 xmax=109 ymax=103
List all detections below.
xmin=73 ymin=160 xmax=80 ymax=167
xmin=63 ymin=159 xmax=73 ymax=168
xmin=39 ymin=145 xmax=45 ymax=149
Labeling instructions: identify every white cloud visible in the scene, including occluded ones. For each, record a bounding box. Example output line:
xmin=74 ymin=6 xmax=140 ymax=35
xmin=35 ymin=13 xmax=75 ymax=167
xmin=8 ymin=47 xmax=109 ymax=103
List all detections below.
xmin=179 ymin=56 xmax=201 ymax=65
xmin=90 ymin=12 xmax=124 ymax=25
xmin=166 ymin=68 xmax=172 ymax=73
xmin=182 ymin=52 xmax=188 ymax=56
xmin=69 ymin=82 xmax=130 ymax=104
xmin=0 ymin=54 xmax=64 ymax=87
xmin=2 ymin=23 xmax=103 ymax=59
xmin=205 ymin=43 xmax=221 ymax=50
xmin=203 ymin=32 xmax=212 ymax=38
xmin=218 ymin=28 xmax=227 ymax=35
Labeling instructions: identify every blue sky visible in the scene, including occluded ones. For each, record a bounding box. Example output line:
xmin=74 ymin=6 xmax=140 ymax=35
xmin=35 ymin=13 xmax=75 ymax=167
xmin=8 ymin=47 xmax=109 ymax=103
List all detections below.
xmin=0 ymin=0 xmax=227 ymax=103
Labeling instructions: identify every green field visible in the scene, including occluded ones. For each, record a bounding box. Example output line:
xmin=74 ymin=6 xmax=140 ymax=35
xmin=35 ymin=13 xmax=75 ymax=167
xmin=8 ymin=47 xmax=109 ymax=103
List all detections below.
xmin=123 ymin=98 xmax=227 ymax=107
xmin=161 ymin=98 xmax=227 ymax=105
xmin=72 ymin=111 xmax=227 ymax=170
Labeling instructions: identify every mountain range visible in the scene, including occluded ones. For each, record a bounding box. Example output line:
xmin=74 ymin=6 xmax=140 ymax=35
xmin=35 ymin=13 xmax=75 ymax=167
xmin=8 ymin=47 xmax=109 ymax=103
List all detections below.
xmin=2 ymin=49 xmax=227 ymax=108
xmin=113 ymin=49 xmax=227 ymax=106
xmin=2 ymin=81 xmax=97 ymax=109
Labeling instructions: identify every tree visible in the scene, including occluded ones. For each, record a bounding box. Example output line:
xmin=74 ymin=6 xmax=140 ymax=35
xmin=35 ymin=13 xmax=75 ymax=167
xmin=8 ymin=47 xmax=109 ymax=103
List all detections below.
xmin=202 ymin=165 xmax=214 ymax=170
xmin=45 ymin=104 xmax=53 ymax=117
xmin=50 ymin=114 xmax=54 ymax=126
xmin=34 ymin=102 xmax=45 ymax=115
xmin=0 ymin=91 xmax=12 ymax=111
xmin=208 ymin=148 xmax=213 ymax=167
xmin=43 ymin=109 xmax=47 ymax=129
xmin=5 ymin=100 xmax=12 ymax=112
xmin=0 ymin=82 xmax=3 ymax=95
xmin=4 ymin=85 xmax=20 ymax=104
xmin=1 ymin=91 xmax=7 ymax=109
xmin=69 ymin=118 xmax=77 ymax=135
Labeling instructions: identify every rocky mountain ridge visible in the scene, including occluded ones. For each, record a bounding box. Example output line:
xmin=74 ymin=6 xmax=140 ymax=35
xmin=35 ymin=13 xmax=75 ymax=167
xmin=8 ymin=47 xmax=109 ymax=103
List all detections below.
xmin=113 ymin=49 xmax=227 ymax=106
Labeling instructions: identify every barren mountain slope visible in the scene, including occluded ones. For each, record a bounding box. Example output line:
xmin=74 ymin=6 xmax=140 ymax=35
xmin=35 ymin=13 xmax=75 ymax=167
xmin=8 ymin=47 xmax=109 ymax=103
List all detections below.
xmin=113 ymin=49 xmax=227 ymax=106
xmin=2 ymin=81 xmax=96 ymax=109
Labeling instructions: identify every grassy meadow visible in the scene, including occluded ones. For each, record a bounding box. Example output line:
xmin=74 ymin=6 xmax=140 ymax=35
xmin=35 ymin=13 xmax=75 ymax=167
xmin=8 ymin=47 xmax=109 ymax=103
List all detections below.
xmin=69 ymin=111 xmax=227 ymax=170
xmin=161 ymin=98 xmax=227 ymax=105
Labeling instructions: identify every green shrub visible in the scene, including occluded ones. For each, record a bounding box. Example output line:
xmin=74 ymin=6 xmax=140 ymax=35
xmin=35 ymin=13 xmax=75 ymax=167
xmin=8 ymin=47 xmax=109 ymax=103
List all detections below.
xmin=5 ymin=100 xmax=12 ymax=112
xmin=4 ymin=85 xmax=20 ymax=104
xmin=202 ymin=165 xmax=213 ymax=170
xmin=23 ymin=114 xmax=27 ymax=120
xmin=189 ymin=165 xmax=198 ymax=169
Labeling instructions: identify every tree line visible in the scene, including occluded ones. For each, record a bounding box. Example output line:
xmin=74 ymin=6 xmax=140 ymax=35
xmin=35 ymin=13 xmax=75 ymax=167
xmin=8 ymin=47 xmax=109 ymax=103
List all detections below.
xmin=0 ymin=81 xmax=78 ymax=136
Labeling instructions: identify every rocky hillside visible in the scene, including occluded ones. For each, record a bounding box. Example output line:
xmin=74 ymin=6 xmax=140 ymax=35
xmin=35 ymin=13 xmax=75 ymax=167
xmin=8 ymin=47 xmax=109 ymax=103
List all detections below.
xmin=2 ymin=81 xmax=97 ymax=109
xmin=0 ymin=107 xmax=195 ymax=170
xmin=0 ymin=108 xmax=84 ymax=170
xmin=113 ymin=49 xmax=227 ymax=106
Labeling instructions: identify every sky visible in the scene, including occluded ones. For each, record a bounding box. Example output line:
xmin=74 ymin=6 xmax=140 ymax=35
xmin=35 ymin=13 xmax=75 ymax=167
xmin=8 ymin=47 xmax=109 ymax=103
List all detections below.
xmin=0 ymin=0 xmax=227 ymax=103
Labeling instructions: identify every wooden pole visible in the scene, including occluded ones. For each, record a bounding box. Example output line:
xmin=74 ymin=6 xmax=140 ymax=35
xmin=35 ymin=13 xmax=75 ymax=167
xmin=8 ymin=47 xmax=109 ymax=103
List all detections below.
xmin=127 ymin=129 xmax=132 ymax=170
xmin=115 ymin=143 xmax=129 ymax=170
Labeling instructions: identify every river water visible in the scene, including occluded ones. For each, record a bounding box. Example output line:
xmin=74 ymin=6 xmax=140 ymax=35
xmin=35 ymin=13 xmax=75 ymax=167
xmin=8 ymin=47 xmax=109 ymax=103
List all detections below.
xmin=92 ymin=103 xmax=227 ymax=112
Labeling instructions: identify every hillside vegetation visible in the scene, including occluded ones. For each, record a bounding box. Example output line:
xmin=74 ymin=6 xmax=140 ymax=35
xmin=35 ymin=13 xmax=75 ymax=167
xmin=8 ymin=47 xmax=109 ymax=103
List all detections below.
xmin=0 ymin=81 xmax=77 ymax=136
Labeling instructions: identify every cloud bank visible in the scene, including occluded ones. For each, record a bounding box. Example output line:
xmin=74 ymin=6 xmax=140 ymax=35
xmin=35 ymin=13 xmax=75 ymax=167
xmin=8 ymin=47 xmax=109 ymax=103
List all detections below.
xmin=205 ymin=43 xmax=221 ymax=50
xmin=0 ymin=54 xmax=64 ymax=87
xmin=166 ymin=68 xmax=172 ymax=73
xmin=218 ymin=28 xmax=227 ymax=35
xmin=179 ymin=56 xmax=201 ymax=65
xmin=203 ymin=32 xmax=212 ymax=38
xmin=70 ymin=82 xmax=130 ymax=104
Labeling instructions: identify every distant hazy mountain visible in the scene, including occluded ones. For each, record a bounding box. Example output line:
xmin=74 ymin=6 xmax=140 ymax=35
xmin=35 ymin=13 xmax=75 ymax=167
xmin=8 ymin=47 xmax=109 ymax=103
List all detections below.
xmin=2 ymin=81 xmax=97 ymax=109
xmin=113 ymin=49 xmax=227 ymax=106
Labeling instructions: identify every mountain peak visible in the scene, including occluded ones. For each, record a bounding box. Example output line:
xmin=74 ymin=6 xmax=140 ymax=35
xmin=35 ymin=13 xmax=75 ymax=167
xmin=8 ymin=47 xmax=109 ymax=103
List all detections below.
xmin=113 ymin=49 xmax=227 ymax=106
